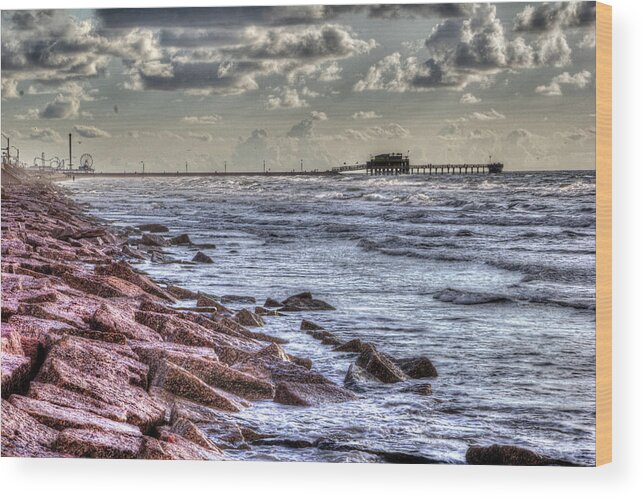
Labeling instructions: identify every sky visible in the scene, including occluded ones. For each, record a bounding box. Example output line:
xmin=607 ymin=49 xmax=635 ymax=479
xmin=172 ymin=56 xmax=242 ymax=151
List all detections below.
xmin=1 ymin=2 xmax=597 ymax=172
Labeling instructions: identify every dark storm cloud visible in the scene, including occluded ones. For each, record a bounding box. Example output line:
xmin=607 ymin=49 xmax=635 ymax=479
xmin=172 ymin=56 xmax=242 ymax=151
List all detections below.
xmin=514 ymin=1 xmax=596 ymax=33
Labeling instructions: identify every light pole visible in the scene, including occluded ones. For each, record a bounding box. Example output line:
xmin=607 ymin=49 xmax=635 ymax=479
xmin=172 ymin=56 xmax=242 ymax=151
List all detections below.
xmin=300 ymin=159 xmax=303 ymax=172
xmin=140 ymin=161 xmax=145 ymax=175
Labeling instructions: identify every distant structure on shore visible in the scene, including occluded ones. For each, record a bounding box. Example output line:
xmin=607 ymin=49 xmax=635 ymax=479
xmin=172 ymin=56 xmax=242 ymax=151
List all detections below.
xmin=332 ymin=152 xmax=504 ymax=175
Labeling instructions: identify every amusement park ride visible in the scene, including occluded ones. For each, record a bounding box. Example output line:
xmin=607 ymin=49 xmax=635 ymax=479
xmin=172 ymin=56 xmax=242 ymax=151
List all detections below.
xmin=29 ymin=133 xmax=95 ymax=174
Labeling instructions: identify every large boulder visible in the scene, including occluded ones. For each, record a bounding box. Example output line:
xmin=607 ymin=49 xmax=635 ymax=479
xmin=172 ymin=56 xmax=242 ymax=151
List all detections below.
xmin=192 ymin=251 xmax=213 ymax=264
xmin=95 ymin=261 xmax=176 ymax=302
xmin=0 ymin=399 xmax=63 ymax=458
xmin=355 ymin=347 xmax=408 ymax=384
xmin=54 ymin=428 xmax=142 ymax=459
xmin=465 ymin=444 xmax=577 ymax=466
xmin=169 ymin=234 xmax=192 ymax=245
xmin=264 ymin=298 xmax=284 ymax=308
xmin=274 ymin=382 xmax=357 ymax=407
xmin=89 ymin=303 xmax=163 ymax=342
xmin=300 ymin=319 xmax=323 ymax=331
xmin=394 ymin=356 xmax=438 ymax=378
xmin=1 ymin=353 xmax=31 ymax=397
xmin=333 ymin=338 xmax=372 ymax=353
xmin=279 ymin=292 xmax=335 ymax=312
xmin=141 ymin=233 xmax=168 ymax=247
xmin=235 ymin=309 xmax=265 ymax=327
xmin=151 ymin=360 xmax=247 ymax=412
xmin=196 ymin=294 xmax=230 ymax=313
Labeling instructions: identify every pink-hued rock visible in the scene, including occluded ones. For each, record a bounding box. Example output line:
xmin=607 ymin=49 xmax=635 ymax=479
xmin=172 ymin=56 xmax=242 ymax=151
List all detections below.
xmin=196 ymin=294 xmax=230 ymax=313
xmin=9 ymin=395 xmax=143 ymax=436
xmin=1 ymin=353 xmax=31 ymax=396
xmin=139 ymin=433 xmax=223 ymax=461
xmin=90 ymin=303 xmax=163 ymax=342
xmin=95 ymin=261 xmax=176 ymax=302
xmin=27 ymin=382 xmax=128 ymax=423
xmin=54 ymin=428 xmax=142 ymax=459
xmin=169 ymin=417 xmax=222 ymax=453
xmin=234 ymin=308 xmax=265 ymax=327
xmin=166 ymin=284 xmax=200 ymax=300
xmin=151 ymin=360 xmax=247 ymax=412
xmin=0 ymin=399 xmax=63 ymax=458
xmin=274 ymin=382 xmax=357 ymax=407
xmin=134 ymin=311 xmax=219 ymax=348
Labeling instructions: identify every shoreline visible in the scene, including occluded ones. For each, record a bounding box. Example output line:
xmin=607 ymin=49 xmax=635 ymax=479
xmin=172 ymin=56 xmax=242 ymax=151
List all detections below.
xmin=1 ymin=169 xmax=580 ymax=465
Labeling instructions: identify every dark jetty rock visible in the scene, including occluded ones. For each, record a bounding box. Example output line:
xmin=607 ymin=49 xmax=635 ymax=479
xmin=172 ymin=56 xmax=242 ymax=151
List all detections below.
xmin=165 ymin=284 xmax=200 ymax=300
xmin=314 ymin=437 xmax=442 ymax=464
xmin=300 ymin=319 xmax=323 ymax=331
xmin=355 ymin=345 xmax=409 ymax=384
xmin=274 ymin=381 xmax=357 ymax=407
xmin=137 ymin=223 xmax=169 ymax=233
xmin=264 ymin=297 xmax=284 ymax=308
xmin=433 ymin=288 xmax=510 ymax=305
xmin=395 ymin=356 xmax=438 ymax=378
xmin=333 ymin=338 xmax=372 ymax=354
xmin=141 ymin=233 xmax=168 ymax=247
xmin=344 ymin=363 xmax=379 ymax=388
xmin=192 ymin=251 xmax=214 ymax=264
xmin=465 ymin=444 xmax=580 ymax=466
xmin=169 ymin=234 xmax=192 ymax=245
xmin=234 ymin=309 xmax=265 ymax=328
xmin=279 ymin=292 xmax=335 ymax=312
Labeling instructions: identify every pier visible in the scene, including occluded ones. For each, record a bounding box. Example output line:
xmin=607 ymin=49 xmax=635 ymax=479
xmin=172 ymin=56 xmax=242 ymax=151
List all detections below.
xmin=332 ymin=162 xmax=504 ymax=175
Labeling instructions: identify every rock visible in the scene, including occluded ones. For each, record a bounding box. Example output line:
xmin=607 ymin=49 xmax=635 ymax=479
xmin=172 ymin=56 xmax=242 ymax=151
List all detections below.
xmin=89 ymin=303 xmax=163 ymax=342
xmin=151 ymin=360 xmax=246 ymax=412
xmin=333 ymin=338 xmax=372 ymax=353
xmin=300 ymin=319 xmax=323 ymax=331
xmin=0 ymin=399 xmax=62 ymax=458
xmin=169 ymin=233 xmax=192 ymax=245
xmin=274 ymin=381 xmax=357 ymax=407
xmin=141 ymin=233 xmax=168 ymax=247
xmin=279 ymin=292 xmax=335 ymax=312
xmin=134 ymin=311 xmax=218 ymax=348
xmin=221 ymin=295 xmax=256 ymax=304
xmin=1 ymin=353 xmax=31 ymax=397
xmin=465 ymin=444 xmax=578 ymax=466
xmin=235 ymin=309 xmax=265 ymax=327
xmin=401 ymin=383 xmax=433 ymax=396
xmin=165 ymin=284 xmax=199 ymax=300
xmin=37 ymin=337 xmax=165 ymax=431
xmin=395 ymin=356 xmax=438 ymax=378
xmin=137 ymin=223 xmax=169 ymax=233
xmin=192 ymin=251 xmax=213 ymax=264
xmin=9 ymin=395 xmax=143 ymax=436
xmin=140 ymin=432 xmax=223 ymax=461
xmin=95 ymin=261 xmax=176 ymax=302
xmin=169 ymin=418 xmax=222 ymax=453
xmin=55 ymin=428 xmax=142 ymax=459
xmin=28 ymin=382 xmax=128 ymax=423
xmin=355 ymin=347 xmax=409 ymax=384
xmin=121 ymin=244 xmax=148 ymax=260
xmin=304 ymin=328 xmax=342 ymax=346
xmin=162 ymin=353 xmax=275 ymax=400
xmin=344 ymin=363 xmax=379 ymax=388
xmin=264 ymin=298 xmax=284 ymax=308
xmin=196 ymin=293 xmax=230 ymax=313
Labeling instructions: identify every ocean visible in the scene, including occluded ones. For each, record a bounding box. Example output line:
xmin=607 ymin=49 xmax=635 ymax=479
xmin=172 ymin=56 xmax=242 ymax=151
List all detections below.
xmin=65 ymin=170 xmax=596 ymax=464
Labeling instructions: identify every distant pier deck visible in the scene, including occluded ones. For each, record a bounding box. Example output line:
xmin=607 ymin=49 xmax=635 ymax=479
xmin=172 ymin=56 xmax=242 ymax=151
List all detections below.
xmin=332 ymin=162 xmax=504 ymax=175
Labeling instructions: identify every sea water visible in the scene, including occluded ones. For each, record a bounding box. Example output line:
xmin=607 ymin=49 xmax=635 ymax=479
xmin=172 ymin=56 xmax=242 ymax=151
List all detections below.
xmin=66 ymin=170 xmax=596 ymax=464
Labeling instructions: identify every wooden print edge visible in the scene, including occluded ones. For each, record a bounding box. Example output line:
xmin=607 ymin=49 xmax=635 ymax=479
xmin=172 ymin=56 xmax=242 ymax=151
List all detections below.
xmin=595 ymin=1 xmax=612 ymax=466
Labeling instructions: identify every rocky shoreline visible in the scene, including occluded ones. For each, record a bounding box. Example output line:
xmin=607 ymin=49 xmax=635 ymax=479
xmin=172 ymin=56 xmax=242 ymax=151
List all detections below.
xmin=1 ymin=174 xmax=578 ymax=465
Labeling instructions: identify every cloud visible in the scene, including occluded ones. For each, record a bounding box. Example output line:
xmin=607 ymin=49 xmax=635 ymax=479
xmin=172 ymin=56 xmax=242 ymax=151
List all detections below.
xmin=39 ymin=94 xmax=81 ymax=119
xmin=352 ymin=111 xmax=382 ymax=120
xmin=265 ymin=87 xmax=309 ymax=109
xmin=355 ymin=4 xmax=575 ymax=93
xmin=577 ymin=32 xmax=596 ymax=48
xmin=73 ymin=125 xmax=111 ymax=138
xmin=188 ymin=131 xmax=213 ymax=142
xmin=514 ymin=2 xmax=596 ymax=33
xmin=343 ymin=123 xmax=411 ymax=142
xmin=470 ymin=109 xmax=505 ymax=121
xmin=182 ymin=114 xmax=223 ymax=124
xmin=286 ymin=111 xmax=328 ymax=138
xmin=318 ymin=61 xmax=342 ymax=81
xmin=460 ymin=93 xmax=481 ymax=104
xmin=29 ymin=127 xmax=63 ymax=143
xmin=535 ymin=70 xmax=592 ymax=96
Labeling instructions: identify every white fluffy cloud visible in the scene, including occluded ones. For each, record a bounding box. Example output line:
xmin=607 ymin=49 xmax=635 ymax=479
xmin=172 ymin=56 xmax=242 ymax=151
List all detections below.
xmin=535 ymin=70 xmax=592 ymax=96
xmin=265 ymin=87 xmax=310 ymax=109
xmin=73 ymin=125 xmax=111 ymax=138
xmin=460 ymin=93 xmax=481 ymax=104
xmin=352 ymin=111 xmax=382 ymax=120
xmin=29 ymin=127 xmax=63 ymax=143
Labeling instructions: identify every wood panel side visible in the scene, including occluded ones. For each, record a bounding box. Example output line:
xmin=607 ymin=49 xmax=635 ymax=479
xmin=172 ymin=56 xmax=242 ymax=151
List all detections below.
xmin=595 ymin=1 xmax=612 ymax=467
